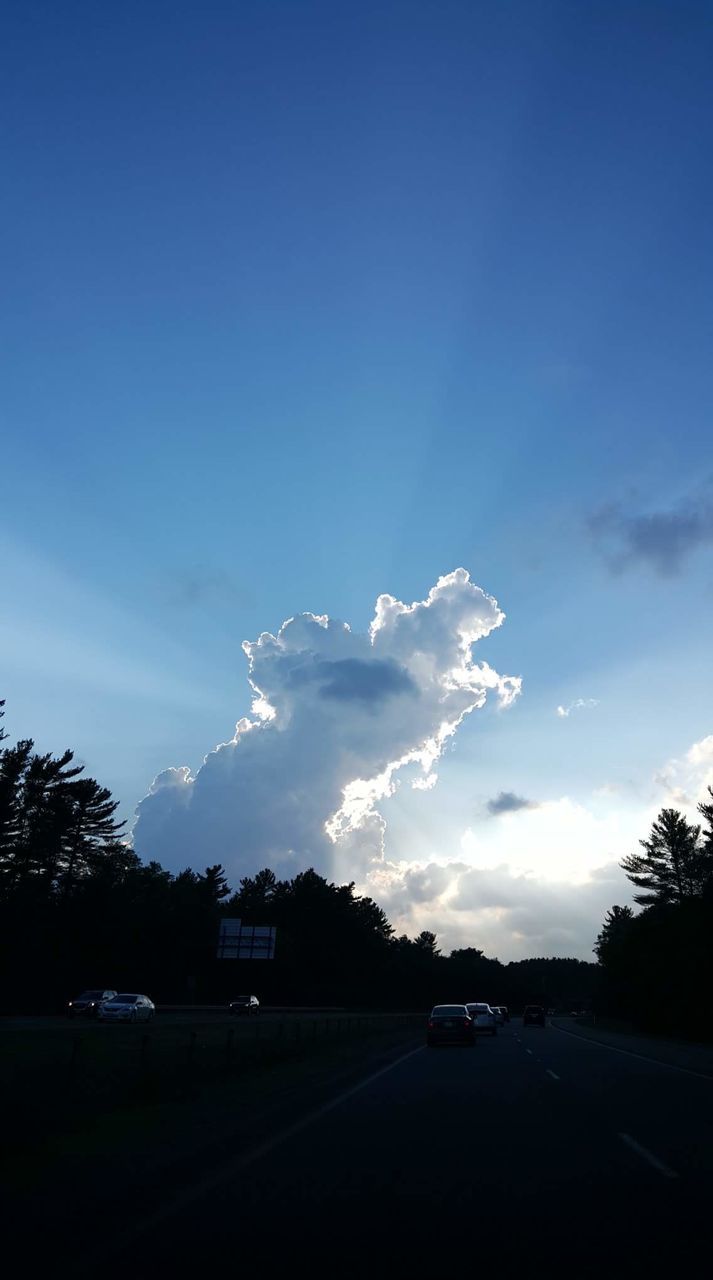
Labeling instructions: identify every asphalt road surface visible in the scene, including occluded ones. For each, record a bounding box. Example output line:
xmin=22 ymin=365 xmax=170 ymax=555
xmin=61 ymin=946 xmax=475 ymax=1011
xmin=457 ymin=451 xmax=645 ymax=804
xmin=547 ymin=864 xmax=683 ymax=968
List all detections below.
xmin=92 ymin=1018 xmax=712 ymax=1276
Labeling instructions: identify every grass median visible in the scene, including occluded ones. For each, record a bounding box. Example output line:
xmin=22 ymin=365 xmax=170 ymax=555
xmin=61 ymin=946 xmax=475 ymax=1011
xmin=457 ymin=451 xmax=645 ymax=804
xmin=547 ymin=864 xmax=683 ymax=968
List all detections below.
xmin=1 ymin=1011 xmax=423 ymax=1154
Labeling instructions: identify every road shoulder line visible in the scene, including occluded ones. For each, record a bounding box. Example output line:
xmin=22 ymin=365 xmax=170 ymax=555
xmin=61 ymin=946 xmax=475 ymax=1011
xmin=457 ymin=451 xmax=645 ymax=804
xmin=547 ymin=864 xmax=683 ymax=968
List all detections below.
xmin=552 ymin=1021 xmax=713 ymax=1082
xmin=618 ymin=1132 xmax=679 ymax=1179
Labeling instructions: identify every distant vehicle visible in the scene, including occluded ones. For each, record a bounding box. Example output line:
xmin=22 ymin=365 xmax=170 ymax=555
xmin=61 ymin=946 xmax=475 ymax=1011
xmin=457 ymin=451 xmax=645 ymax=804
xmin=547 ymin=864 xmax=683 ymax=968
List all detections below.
xmin=98 ymin=994 xmax=155 ymax=1023
xmin=523 ymin=1005 xmax=546 ymax=1027
xmin=465 ymin=1003 xmax=497 ymax=1036
xmin=427 ymin=1005 xmax=475 ymax=1048
xmin=491 ymin=1006 xmax=505 ymax=1026
xmin=229 ymin=994 xmax=260 ymax=1016
xmin=499 ymin=1006 xmax=510 ymax=1023
xmin=67 ymin=989 xmax=117 ymax=1018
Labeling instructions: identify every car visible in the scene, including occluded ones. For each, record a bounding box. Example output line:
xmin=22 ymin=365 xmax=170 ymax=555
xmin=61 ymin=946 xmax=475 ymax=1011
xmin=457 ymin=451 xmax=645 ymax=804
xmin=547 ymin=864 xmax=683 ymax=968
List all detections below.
xmin=491 ymin=1006 xmax=505 ymax=1026
xmin=465 ymin=1002 xmax=497 ymax=1035
xmin=523 ymin=1004 xmax=546 ymax=1027
xmin=229 ymin=994 xmax=260 ymax=1016
xmin=98 ymin=993 xmax=155 ymax=1022
xmin=427 ymin=1004 xmax=476 ymax=1048
xmin=67 ymin=989 xmax=117 ymax=1018
xmin=499 ymin=1006 xmax=510 ymax=1023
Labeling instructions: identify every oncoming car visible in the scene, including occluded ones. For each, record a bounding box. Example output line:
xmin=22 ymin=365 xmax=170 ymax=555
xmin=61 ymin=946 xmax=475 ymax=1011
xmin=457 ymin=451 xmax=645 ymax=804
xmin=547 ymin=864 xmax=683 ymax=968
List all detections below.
xmin=229 ymin=994 xmax=260 ymax=1016
xmin=466 ymin=1003 xmax=498 ymax=1035
xmin=98 ymin=994 xmax=155 ymax=1022
xmin=67 ymin=989 xmax=117 ymax=1018
xmin=426 ymin=1005 xmax=476 ymax=1048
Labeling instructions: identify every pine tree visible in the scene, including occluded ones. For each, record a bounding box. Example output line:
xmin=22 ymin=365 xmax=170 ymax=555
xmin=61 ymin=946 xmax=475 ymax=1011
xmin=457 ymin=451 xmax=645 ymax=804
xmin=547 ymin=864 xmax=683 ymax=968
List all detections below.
xmin=621 ymin=808 xmax=702 ymax=906
xmin=200 ymin=863 xmax=231 ymax=905
xmin=59 ymin=776 xmax=127 ymax=895
xmin=693 ymin=786 xmax=713 ymax=896
xmin=594 ymin=904 xmax=634 ymax=964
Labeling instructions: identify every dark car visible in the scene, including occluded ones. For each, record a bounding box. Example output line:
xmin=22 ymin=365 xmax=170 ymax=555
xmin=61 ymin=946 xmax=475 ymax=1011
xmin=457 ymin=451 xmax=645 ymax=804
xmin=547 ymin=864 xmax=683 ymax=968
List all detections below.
xmin=67 ymin=989 xmax=117 ymax=1018
xmin=523 ymin=1004 xmax=546 ymax=1027
xmin=229 ymin=994 xmax=260 ymax=1016
xmin=427 ymin=1004 xmax=476 ymax=1048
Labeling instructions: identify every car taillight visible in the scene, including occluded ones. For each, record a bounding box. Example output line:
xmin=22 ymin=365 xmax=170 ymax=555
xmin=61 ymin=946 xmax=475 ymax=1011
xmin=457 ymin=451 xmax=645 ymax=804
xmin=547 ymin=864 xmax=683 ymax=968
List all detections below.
xmin=427 ymin=1020 xmax=435 ymax=1029
xmin=464 ymin=1019 xmax=471 ymax=1028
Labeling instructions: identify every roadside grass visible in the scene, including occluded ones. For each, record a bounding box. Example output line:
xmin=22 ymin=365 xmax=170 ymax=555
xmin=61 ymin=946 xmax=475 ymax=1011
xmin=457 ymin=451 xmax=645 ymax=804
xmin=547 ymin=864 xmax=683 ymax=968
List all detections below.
xmin=573 ymin=1013 xmax=713 ymax=1044
xmin=1 ymin=1011 xmax=422 ymax=1156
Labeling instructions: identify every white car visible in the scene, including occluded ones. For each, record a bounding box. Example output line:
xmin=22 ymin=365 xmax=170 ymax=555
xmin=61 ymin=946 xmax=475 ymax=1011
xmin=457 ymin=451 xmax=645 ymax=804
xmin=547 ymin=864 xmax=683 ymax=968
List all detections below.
xmin=491 ymin=1006 xmax=505 ymax=1026
xmin=465 ymin=1002 xmax=497 ymax=1036
xmin=98 ymin=993 xmax=155 ymax=1022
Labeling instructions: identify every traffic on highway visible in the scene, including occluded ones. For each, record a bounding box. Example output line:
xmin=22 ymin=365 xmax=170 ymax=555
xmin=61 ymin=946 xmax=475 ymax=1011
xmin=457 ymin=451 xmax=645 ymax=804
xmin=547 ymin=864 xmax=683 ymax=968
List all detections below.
xmin=5 ymin=1005 xmax=712 ymax=1276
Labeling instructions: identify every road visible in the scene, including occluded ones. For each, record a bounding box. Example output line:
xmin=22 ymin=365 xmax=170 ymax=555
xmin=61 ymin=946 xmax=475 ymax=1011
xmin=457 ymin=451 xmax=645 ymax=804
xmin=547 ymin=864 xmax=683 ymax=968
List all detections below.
xmin=88 ymin=1017 xmax=712 ymax=1276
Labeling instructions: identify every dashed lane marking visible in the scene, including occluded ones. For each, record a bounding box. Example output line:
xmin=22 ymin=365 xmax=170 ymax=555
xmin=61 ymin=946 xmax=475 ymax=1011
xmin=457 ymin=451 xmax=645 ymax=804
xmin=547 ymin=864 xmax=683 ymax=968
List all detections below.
xmin=618 ymin=1132 xmax=679 ymax=1180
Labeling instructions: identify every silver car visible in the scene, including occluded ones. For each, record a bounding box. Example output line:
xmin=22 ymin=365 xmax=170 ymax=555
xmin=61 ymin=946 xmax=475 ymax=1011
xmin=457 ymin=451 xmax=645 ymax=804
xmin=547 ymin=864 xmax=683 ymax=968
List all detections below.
xmin=466 ymin=1002 xmax=498 ymax=1036
xmin=98 ymin=993 xmax=155 ymax=1022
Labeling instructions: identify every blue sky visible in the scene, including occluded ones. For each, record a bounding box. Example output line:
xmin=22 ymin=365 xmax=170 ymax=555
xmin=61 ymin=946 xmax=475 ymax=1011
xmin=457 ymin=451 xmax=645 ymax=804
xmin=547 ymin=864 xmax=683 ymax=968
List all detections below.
xmin=2 ymin=2 xmax=712 ymax=955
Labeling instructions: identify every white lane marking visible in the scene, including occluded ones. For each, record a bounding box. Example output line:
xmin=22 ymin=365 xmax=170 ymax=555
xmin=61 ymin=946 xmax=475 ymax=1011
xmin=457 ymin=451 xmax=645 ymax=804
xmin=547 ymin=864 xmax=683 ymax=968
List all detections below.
xmin=81 ymin=1042 xmax=425 ymax=1256
xmin=526 ymin=1048 xmax=533 ymax=1055
xmin=618 ymin=1132 xmax=679 ymax=1180
xmin=552 ymin=1022 xmax=713 ymax=1082
xmin=546 ymin=1069 xmax=560 ymax=1081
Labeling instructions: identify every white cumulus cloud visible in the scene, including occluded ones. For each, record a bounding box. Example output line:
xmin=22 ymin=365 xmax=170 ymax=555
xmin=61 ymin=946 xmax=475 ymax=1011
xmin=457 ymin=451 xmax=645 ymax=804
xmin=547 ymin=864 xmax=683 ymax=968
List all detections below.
xmin=132 ymin=569 xmax=521 ymax=880
xmin=654 ymin=734 xmax=713 ymax=810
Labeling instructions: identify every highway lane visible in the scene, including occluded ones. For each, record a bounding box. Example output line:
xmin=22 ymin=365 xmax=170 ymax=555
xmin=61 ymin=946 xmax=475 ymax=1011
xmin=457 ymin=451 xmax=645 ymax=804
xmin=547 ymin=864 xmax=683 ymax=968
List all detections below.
xmin=93 ymin=1018 xmax=713 ymax=1275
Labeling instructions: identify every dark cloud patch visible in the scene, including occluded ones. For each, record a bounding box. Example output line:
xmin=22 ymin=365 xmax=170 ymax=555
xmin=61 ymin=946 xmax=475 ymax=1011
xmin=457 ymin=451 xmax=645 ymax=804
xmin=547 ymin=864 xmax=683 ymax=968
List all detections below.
xmin=486 ymin=791 xmax=539 ymax=816
xmin=317 ymin=657 xmax=417 ymax=704
xmin=166 ymin=565 xmax=249 ymax=610
xmin=285 ymin=656 xmax=417 ymax=704
xmin=588 ymin=494 xmax=713 ymax=577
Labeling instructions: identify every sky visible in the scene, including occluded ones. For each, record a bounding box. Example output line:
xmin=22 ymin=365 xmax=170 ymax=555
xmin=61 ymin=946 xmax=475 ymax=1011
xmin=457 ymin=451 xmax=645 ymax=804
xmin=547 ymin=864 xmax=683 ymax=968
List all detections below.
xmin=2 ymin=1 xmax=713 ymax=959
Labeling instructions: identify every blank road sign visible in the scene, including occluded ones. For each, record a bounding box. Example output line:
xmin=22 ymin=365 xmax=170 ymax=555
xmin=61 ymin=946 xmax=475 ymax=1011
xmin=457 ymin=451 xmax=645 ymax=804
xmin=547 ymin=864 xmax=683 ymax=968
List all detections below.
xmin=217 ymin=919 xmax=276 ymax=959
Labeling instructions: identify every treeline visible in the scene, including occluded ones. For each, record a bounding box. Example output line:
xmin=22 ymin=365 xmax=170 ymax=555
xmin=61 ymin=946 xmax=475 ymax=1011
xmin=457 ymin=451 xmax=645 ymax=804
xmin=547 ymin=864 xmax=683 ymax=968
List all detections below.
xmin=595 ymin=802 xmax=713 ymax=1036
xmin=0 ymin=701 xmax=596 ymax=1012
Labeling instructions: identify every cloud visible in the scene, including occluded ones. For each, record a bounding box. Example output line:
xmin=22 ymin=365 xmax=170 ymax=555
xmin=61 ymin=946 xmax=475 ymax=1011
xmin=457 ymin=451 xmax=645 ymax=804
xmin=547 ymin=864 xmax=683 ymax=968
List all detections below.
xmin=588 ymin=493 xmax=713 ymax=577
xmin=362 ymin=792 xmax=647 ymax=959
xmin=165 ymin=565 xmax=248 ymax=611
xmin=132 ymin=569 xmax=521 ymax=880
xmin=289 ymin=656 xmax=417 ymax=705
xmin=367 ymin=853 xmax=633 ymax=961
xmin=654 ymin=734 xmax=713 ymax=809
xmin=366 ymin=733 xmax=713 ymax=959
xmin=486 ymin=791 xmax=539 ymax=816
xmin=556 ymin=698 xmax=598 ymax=718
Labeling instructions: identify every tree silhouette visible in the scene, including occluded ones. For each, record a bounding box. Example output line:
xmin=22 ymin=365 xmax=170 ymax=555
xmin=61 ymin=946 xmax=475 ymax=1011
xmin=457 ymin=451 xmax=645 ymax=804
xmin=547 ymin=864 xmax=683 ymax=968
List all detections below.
xmin=621 ymin=808 xmax=702 ymax=905
xmin=594 ymin=905 xmax=634 ymax=964
xmin=414 ymin=930 xmax=440 ymax=957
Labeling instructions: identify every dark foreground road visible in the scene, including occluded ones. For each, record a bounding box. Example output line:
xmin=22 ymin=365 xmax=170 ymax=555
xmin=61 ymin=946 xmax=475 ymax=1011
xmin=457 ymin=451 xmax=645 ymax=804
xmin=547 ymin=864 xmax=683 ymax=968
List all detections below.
xmin=70 ymin=1017 xmax=713 ymax=1278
